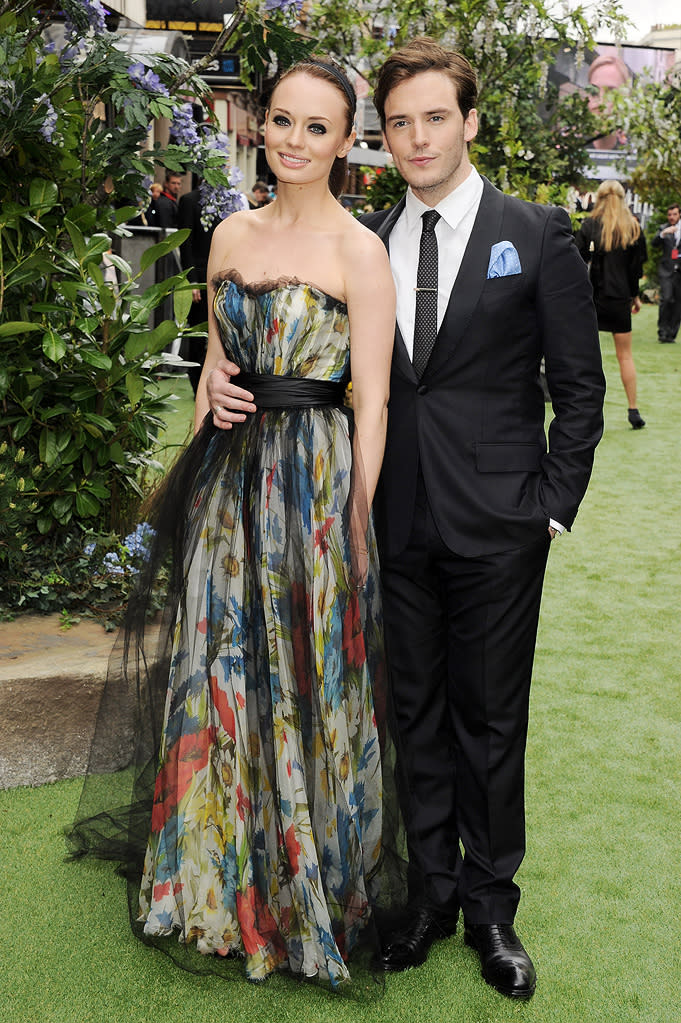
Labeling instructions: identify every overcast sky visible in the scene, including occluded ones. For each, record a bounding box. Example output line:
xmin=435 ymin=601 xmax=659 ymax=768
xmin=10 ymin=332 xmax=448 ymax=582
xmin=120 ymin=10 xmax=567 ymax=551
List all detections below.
xmin=600 ymin=0 xmax=680 ymax=40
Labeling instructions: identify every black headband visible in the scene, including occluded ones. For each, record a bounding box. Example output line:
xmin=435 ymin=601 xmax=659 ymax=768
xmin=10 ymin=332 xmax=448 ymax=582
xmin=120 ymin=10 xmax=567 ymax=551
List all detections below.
xmin=305 ymin=59 xmax=357 ymax=116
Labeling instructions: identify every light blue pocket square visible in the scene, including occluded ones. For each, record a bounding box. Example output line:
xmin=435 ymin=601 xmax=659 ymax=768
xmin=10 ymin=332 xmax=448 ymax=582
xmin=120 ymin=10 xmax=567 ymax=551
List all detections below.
xmin=487 ymin=241 xmax=522 ymax=279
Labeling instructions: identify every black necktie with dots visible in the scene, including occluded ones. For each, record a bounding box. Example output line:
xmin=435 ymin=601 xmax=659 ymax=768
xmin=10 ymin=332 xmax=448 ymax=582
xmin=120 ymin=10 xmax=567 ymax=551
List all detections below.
xmin=413 ymin=209 xmax=441 ymax=378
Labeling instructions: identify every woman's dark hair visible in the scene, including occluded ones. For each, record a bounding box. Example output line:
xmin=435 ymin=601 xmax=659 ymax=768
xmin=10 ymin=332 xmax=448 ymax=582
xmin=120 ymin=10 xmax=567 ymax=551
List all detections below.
xmin=373 ymin=36 xmax=478 ymax=129
xmin=270 ymin=56 xmax=356 ymax=198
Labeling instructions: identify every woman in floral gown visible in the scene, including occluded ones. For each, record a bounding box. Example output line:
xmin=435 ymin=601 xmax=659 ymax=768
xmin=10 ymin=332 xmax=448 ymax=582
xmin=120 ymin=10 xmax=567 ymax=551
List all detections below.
xmin=70 ymin=57 xmax=397 ymax=987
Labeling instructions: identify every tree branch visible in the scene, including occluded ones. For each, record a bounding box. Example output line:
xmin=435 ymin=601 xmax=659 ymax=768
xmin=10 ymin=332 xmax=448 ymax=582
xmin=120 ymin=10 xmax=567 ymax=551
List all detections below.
xmin=172 ymin=9 xmax=247 ymax=92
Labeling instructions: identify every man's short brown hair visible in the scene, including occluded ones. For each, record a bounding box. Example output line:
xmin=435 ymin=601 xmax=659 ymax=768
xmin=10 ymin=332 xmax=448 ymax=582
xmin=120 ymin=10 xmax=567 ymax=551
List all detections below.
xmin=373 ymin=36 xmax=478 ymax=130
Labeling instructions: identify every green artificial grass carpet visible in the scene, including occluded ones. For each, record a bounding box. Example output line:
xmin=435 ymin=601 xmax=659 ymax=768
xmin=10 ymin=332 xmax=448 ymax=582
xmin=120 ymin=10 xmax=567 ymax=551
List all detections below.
xmin=1 ymin=306 xmax=679 ymax=1022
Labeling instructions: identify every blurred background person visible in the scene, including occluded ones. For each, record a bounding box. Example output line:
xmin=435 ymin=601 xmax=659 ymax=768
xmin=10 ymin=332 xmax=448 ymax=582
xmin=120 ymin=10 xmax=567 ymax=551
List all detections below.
xmin=154 ymin=170 xmax=182 ymax=227
xmin=245 ymin=179 xmax=271 ymax=209
xmin=576 ymin=179 xmax=647 ymax=429
xmin=178 ymin=181 xmax=219 ymax=394
xmin=586 ymin=53 xmax=632 ymax=150
xmin=651 ymin=202 xmax=681 ymax=343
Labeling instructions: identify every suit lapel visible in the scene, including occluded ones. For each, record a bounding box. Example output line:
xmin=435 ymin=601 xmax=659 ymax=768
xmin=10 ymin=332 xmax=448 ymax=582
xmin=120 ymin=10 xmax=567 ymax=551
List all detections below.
xmin=424 ymin=177 xmax=506 ymax=378
xmin=375 ymin=197 xmax=416 ymax=381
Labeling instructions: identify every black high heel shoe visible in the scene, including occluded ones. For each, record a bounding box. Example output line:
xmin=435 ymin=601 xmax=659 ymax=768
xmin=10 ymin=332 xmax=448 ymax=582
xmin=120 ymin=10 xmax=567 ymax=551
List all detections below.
xmin=628 ymin=408 xmax=645 ymax=429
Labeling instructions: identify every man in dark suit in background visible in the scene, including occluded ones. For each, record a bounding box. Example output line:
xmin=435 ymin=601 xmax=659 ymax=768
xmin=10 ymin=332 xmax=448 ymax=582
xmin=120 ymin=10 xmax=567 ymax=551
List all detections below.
xmin=651 ymin=201 xmax=681 ymax=342
xmin=154 ymin=170 xmax=182 ymax=229
xmin=178 ymin=184 xmax=219 ymax=394
xmin=204 ymin=37 xmax=605 ymax=1000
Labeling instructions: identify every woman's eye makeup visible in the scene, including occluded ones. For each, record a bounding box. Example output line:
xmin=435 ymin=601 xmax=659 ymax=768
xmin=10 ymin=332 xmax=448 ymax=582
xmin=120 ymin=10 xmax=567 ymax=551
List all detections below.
xmin=270 ymin=115 xmax=327 ymax=135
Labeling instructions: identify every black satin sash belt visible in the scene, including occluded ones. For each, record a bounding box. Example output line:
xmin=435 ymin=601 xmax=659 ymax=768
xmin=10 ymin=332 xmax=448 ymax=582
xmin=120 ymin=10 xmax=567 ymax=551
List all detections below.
xmin=237 ymin=372 xmax=346 ymax=408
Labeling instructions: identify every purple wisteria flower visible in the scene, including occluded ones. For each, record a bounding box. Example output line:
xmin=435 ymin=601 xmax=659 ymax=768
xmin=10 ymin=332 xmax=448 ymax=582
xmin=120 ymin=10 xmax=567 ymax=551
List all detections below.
xmin=37 ymin=94 xmax=58 ymax=142
xmin=84 ymin=522 xmax=156 ymax=576
xmin=170 ymin=103 xmax=202 ymax=153
xmin=123 ymin=522 xmax=156 ymax=558
xmin=102 ymin=551 xmax=124 ymax=575
xmin=264 ymin=0 xmax=304 ymax=11
xmin=128 ymin=62 xmax=170 ymax=97
xmin=199 ymin=173 xmax=248 ymax=231
xmin=80 ymin=0 xmax=108 ymax=35
xmin=55 ymin=0 xmax=108 ymax=65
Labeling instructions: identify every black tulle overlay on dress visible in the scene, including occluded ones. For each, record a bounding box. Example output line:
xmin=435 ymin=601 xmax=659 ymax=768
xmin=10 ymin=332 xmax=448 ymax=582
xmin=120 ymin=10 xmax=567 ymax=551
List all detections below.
xmin=66 ymin=275 xmax=408 ymax=994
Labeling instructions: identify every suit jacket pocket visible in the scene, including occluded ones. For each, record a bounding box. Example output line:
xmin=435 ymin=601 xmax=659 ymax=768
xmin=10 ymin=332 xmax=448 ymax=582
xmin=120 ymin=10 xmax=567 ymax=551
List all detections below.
xmin=482 ymin=273 xmax=526 ymax=290
xmin=475 ymin=442 xmax=543 ymax=473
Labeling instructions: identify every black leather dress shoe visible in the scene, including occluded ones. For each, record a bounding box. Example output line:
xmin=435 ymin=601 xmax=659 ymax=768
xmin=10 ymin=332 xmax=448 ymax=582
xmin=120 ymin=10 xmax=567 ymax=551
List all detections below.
xmin=373 ymin=907 xmax=458 ymax=972
xmin=464 ymin=923 xmax=536 ymax=999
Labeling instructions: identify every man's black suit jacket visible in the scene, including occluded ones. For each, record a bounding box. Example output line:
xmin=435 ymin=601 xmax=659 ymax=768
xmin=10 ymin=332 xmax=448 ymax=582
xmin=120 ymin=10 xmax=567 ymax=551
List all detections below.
xmin=651 ymin=224 xmax=681 ymax=280
xmin=178 ymin=189 xmax=215 ymax=284
xmin=361 ymin=177 xmax=605 ymax=559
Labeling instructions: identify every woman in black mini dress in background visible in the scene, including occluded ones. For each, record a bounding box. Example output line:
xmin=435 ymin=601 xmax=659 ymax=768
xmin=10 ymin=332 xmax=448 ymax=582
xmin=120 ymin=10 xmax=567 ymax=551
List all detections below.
xmin=576 ymin=179 xmax=648 ymax=429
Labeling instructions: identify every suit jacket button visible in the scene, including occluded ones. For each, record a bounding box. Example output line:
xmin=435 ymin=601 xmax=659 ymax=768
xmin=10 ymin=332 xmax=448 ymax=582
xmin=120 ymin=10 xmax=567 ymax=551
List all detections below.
xmin=417 ymin=384 xmax=428 ymax=395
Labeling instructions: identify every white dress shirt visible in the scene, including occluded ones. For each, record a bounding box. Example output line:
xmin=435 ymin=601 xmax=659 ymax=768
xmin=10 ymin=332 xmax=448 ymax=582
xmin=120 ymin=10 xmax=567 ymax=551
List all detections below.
xmin=390 ymin=166 xmax=484 ymax=358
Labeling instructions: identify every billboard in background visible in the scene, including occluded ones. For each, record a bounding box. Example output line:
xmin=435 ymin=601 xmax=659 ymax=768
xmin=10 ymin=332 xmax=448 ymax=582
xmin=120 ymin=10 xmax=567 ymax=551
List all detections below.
xmin=548 ymin=42 xmax=676 ymax=153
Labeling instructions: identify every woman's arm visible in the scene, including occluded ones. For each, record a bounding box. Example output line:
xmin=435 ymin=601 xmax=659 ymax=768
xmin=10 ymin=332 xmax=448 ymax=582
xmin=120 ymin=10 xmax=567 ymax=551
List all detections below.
xmin=192 ymin=214 xmax=245 ymax=433
xmin=343 ymin=226 xmax=396 ymax=510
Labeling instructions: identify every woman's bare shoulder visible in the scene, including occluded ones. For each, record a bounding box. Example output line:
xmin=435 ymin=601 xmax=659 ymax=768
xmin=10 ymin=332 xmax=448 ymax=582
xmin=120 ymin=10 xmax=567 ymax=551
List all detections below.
xmin=208 ymin=210 xmax=257 ymax=269
xmin=340 ymin=214 xmax=391 ymax=274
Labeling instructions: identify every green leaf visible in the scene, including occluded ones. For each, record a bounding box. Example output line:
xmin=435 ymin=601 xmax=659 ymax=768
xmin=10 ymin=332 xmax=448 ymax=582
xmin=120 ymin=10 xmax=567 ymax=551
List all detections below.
xmin=37 ymin=515 xmax=53 ymax=535
xmin=83 ymin=412 xmax=114 ymax=432
xmin=64 ymin=218 xmax=86 ymax=261
xmin=81 ymin=350 xmax=112 ymax=371
xmin=114 ymin=206 xmax=139 ymax=226
xmin=29 ymin=179 xmax=59 ymax=213
xmin=125 ymin=319 xmax=177 ymax=360
xmin=42 ymin=328 xmax=67 ymax=363
xmin=87 ymin=480 xmax=110 ymax=499
xmin=0 ymin=321 xmax=42 ymax=338
xmin=12 ymin=418 xmax=33 ymax=441
xmin=126 ymin=371 xmax=144 ymax=406
xmin=109 ymin=442 xmax=125 ymax=465
xmin=0 ymin=367 xmax=9 ymax=399
xmin=51 ymin=494 xmax=74 ymax=518
xmin=105 ymin=252 xmax=132 ymax=277
xmin=56 ymin=430 xmax=72 ymax=452
xmin=75 ymin=491 xmax=100 ymax=517
xmin=139 ymin=229 xmax=190 ymax=274
xmin=70 ymin=385 xmax=98 ymax=401
xmin=82 ymin=234 xmax=113 ymax=265
xmin=43 ymin=404 xmax=72 ymax=420
xmin=60 ymin=443 xmax=82 ymax=465
xmin=39 ymin=428 xmax=59 ymax=467
xmin=66 ymin=204 xmax=97 ymax=232
xmin=174 ymin=285 xmax=195 ymax=325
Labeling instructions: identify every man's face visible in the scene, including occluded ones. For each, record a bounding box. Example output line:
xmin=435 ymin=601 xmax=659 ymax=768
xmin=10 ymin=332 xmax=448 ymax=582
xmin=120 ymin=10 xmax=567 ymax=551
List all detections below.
xmin=382 ymin=70 xmax=478 ymax=206
xmin=165 ymin=175 xmax=182 ymax=198
xmin=666 ymin=207 xmax=680 ymax=227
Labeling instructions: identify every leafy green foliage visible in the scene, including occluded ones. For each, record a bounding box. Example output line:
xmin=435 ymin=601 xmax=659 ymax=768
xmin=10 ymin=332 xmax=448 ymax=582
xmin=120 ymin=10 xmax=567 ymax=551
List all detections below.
xmin=361 ymin=165 xmax=406 ymax=211
xmin=0 ymin=525 xmax=169 ymax=628
xmin=0 ymin=1 xmax=301 ymax=595
xmin=313 ymin=0 xmax=630 ymax=199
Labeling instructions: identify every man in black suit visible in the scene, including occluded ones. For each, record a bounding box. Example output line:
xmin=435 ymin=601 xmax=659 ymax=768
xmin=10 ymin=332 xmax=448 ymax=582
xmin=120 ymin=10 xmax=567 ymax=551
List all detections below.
xmin=651 ymin=202 xmax=681 ymax=342
xmin=154 ymin=170 xmax=182 ymax=229
xmin=178 ymin=186 xmax=219 ymax=394
xmin=204 ymin=38 xmax=605 ymax=1000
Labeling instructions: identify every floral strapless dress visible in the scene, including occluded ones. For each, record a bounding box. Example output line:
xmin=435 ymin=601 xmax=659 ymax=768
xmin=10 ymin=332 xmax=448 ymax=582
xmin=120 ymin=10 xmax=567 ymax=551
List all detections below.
xmin=137 ymin=272 xmax=386 ymax=986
